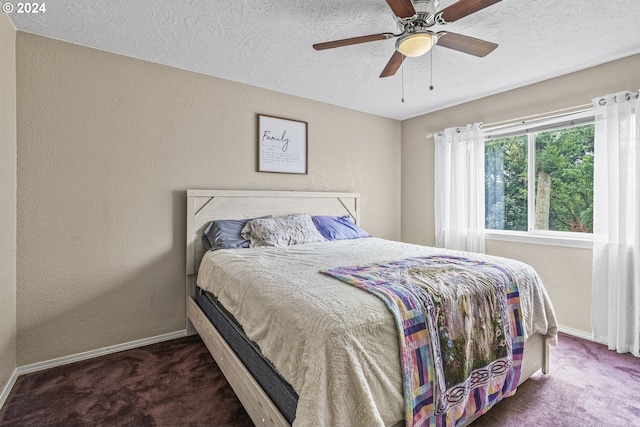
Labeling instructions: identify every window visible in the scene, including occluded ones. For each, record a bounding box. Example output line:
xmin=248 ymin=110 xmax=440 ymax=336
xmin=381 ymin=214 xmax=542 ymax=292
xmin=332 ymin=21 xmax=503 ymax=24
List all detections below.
xmin=485 ymin=135 xmax=528 ymax=231
xmin=484 ymin=116 xmax=594 ymax=238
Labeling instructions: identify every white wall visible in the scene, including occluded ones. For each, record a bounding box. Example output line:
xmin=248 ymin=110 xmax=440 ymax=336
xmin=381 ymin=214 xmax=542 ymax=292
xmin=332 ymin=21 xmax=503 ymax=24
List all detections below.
xmin=15 ymin=32 xmax=401 ymax=365
xmin=401 ymin=53 xmax=640 ymax=335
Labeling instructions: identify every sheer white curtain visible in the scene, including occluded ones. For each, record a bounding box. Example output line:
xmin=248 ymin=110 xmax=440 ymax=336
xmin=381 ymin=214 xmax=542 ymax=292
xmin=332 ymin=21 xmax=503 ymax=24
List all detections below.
xmin=592 ymin=90 xmax=640 ymax=357
xmin=434 ymin=123 xmax=485 ymax=253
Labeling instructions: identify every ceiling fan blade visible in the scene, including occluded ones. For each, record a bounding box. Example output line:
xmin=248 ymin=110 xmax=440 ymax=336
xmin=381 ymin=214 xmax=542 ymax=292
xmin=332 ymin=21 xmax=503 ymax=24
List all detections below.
xmin=313 ymin=33 xmax=395 ymax=50
xmin=436 ymin=32 xmax=498 ymax=57
xmin=438 ymin=0 xmax=501 ymax=23
xmin=380 ymin=51 xmax=406 ymax=78
xmin=385 ymin=0 xmax=416 ymax=18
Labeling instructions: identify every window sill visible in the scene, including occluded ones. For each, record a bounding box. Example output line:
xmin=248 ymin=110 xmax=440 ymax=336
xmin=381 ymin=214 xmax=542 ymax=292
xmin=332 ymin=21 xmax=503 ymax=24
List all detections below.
xmin=485 ymin=230 xmax=593 ymax=249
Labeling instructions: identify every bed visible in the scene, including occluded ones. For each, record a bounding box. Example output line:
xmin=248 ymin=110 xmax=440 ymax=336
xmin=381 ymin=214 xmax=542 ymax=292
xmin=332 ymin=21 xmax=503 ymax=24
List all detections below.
xmin=185 ymin=190 xmax=558 ymax=427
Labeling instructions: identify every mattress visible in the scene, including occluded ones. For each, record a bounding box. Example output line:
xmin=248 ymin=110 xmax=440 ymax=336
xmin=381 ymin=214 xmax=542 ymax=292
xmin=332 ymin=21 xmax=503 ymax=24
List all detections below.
xmin=195 ymin=287 xmax=298 ymax=423
xmin=196 ymin=238 xmax=558 ymax=427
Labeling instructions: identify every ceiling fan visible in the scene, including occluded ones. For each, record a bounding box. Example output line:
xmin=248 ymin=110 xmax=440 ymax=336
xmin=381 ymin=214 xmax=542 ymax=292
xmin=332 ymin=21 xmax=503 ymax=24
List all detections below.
xmin=313 ymin=0 xmax=501 ymax=78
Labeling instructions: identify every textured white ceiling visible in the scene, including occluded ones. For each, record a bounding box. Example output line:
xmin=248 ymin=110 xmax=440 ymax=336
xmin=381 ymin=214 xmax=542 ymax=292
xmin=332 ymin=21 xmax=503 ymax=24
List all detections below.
xmin=7 ymin=0 xmax=640 ymax=120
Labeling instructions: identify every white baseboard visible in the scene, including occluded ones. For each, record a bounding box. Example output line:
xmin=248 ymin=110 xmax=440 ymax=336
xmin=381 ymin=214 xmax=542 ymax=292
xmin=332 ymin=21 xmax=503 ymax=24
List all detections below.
xmin=17 ymin=329 xmax=188 ymax=376
xmin=0 ymin=368 xmax=19 ymax=410
xmin=558 ymin=325 xmax=593 ymax=341
xmin=0 ymin=329 xmax=187 ymax=410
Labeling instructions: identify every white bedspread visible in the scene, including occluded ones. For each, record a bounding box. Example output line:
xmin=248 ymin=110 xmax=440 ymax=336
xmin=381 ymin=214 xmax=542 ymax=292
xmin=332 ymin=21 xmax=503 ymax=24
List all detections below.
xmin=197 ymin=238 xmax=558 ymax=427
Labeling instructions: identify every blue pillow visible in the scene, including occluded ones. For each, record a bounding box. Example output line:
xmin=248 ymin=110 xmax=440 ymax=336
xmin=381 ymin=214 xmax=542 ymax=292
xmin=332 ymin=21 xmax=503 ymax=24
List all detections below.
xmin=311 ymin=216 xmax=371 ymax=241
xmin=203 ymin=216 xmax=271 ymax=251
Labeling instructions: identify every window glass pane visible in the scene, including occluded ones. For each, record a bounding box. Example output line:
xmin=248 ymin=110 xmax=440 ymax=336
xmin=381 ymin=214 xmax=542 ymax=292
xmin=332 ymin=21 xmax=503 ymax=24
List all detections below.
xmin=485 ymin=135 xmax=528 ymax=231
xmin=534 ymin=124 xmax=594 ymax=233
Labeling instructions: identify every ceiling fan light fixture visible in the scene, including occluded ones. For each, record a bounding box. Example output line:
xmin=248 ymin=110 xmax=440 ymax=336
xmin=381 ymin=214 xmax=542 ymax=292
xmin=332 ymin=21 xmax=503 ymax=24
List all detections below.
xmin=396 ymin=33 xmax=434 ymax=57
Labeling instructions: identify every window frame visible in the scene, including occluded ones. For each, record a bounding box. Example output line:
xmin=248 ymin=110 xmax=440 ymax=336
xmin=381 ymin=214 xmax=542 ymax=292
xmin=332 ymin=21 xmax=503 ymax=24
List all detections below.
xmin=483 ymin=109 xmax=596 ymax=248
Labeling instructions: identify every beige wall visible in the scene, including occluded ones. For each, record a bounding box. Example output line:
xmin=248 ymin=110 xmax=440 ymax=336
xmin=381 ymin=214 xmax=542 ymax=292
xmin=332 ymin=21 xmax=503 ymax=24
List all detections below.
xmin=12 ymin=28 xmax=639 ymax=367
xmin=0 ymin=13 xmax=17 ymax=395
xmin=485 ymin=241 xmax=593 ymax=334
xmin=15 ymin=33 xmax=401 ymax=365
xmin=401 ymin=53 xmax=640 ymax=335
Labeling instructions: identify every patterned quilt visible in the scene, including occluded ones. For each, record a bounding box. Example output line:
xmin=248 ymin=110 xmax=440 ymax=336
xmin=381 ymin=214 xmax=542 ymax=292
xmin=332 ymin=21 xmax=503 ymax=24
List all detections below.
xmin=322 ymin=255 xmax=525 ymax=427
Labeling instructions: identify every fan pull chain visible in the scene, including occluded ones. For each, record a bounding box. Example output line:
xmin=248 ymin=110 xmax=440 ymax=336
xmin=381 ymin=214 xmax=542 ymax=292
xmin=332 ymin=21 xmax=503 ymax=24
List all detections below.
xmin=429 ymin=48 xmax=434 ymax=91
xmin=401 ymin=63 xmax=405 ymax=103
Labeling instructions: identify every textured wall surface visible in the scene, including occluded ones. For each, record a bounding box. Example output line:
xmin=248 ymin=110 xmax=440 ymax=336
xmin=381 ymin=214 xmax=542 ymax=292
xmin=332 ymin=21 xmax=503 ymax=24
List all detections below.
xmin=15 ymin=32 xmax=401 ymax=365
xmin=0 ymin=12 xmax=17 ymax=395
xmin=401 ymin=53 xmax=640 ymax=335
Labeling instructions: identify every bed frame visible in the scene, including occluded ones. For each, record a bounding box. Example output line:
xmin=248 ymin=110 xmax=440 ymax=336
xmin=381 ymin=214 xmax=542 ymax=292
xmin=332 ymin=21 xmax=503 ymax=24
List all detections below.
xmin=185 ymin=189 xmax=549 ymax=427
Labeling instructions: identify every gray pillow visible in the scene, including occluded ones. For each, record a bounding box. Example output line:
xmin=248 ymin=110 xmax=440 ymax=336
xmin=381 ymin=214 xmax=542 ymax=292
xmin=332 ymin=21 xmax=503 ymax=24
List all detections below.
xmin=203 ymin=216 xmax=271 ymax=251
xmin=241 ymin=213 xmax=326 ymax=247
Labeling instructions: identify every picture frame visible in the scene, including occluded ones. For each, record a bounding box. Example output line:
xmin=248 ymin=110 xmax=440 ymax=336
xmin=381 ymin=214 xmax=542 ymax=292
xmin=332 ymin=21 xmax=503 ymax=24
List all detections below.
xmin=257 ymin=114 xmax=308 ymax=174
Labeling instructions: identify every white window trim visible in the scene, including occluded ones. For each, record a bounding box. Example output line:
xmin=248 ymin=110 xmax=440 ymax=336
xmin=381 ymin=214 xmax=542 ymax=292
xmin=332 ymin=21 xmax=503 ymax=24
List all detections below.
xmin=485 ymin=229 xmax=593 ymax=249
xmin=527 ymin=133 xmax=536 ymax=232
xmin=484 ymin=108 xmax=596 ymax=248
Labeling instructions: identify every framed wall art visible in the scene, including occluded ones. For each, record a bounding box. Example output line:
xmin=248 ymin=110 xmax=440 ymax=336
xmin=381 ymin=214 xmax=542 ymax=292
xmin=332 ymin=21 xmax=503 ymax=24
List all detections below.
xmin=257 ymin=114 xmax=308 ymax=174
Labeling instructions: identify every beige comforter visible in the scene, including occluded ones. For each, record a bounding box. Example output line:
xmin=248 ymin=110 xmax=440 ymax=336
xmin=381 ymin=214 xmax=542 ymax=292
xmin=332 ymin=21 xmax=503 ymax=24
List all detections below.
xmin=197 ymin=238 xmax=558 ymax=427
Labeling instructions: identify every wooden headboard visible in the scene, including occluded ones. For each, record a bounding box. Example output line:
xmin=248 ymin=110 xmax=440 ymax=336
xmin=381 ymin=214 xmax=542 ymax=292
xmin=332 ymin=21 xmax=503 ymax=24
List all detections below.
xmin=185 ymin=190 xmax=360 ymax=326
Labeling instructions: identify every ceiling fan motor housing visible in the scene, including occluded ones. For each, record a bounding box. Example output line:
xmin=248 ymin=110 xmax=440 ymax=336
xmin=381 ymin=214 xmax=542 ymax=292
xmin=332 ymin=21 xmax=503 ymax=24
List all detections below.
xmin=398 ymin=0 xmax=440 ymax=33
xmin=413 ymin=0 xmax=438 ymax=15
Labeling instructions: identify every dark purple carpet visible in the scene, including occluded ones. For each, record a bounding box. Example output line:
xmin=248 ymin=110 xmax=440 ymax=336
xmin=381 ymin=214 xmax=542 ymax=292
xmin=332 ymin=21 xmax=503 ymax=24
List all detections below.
xmin=2 ymin=332 xmax=639 ymax=426
xmin=471 ymin=332 xmax=640 ymax=426
xmin=0 ymin=335 xmax=253 ymax=427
